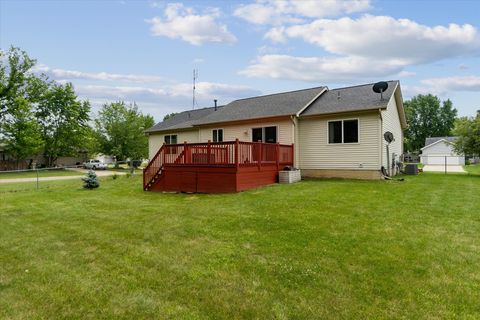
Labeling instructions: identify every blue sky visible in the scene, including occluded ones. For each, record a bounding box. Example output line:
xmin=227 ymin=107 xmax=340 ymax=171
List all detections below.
xmin=1 ymin=0 xmax=479 ymax=121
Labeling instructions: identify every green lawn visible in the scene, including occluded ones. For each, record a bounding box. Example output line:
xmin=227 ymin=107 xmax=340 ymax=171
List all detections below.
xmin=466 ymin=163 xmax=480 ymax=175
xmin=0 ymin=168 xmax=83 ymax=180
xmin=1 ymin=173 xmax=480 ymax=319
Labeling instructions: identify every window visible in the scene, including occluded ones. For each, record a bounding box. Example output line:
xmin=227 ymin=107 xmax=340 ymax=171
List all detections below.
xmin=252 ymin=128 xmax=263 ymax=142
xmin=328 ymin=121 xmax=342 ymax=144
xmin=328 ymin=119 xmax=358 ymax=144
xmin=164 ymin=135 xmax=177 ymax=144
xmin=212 ymin=129 xmax=223 ymax=142
xmin=252 ymin=126 xmax=277 ymax=143
xmin=264 ymin=126 xmax=277 ymax=143
xmin=343 ymin=120 xmax=358 ymax=143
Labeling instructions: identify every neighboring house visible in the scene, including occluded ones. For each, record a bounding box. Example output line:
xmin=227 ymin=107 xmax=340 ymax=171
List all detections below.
xmin=420 ymin=137 xmax=465 ymax=165
xmin=144 ymin=81 xmax=406 ymax=192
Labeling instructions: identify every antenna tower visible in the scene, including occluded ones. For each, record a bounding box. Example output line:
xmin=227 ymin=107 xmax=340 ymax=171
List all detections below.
xmin=193 ymin=69 xmax=198 ymax=109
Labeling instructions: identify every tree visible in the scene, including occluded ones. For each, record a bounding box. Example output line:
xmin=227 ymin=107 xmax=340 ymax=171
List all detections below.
xmin=95 ymin=102 xmax=154 ymax=161
xmin=1 ymin=97 xmax=43 ymax=168
xmin=36 ymin=82 xmax=91 ymax=167
xmin=404 ymin=94 xmax=457 ymax=152
xmin=0 ymin=47 xmax=37 ymax=121
xmin=163 ymin=112 xmax=178 ymax=121
xmin=82 ymin=170 xmax=99 ymax=189
xmin=453 ymin=113 xmax=480 ymax=156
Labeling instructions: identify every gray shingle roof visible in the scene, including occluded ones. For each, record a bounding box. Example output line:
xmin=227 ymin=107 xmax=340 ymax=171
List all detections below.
xmin=425 ymin=136 xmax=457 ymax=147
xmin=301 ymin=81 xmax=399 ymax=116
xmin=146 ymin=81 xmax=403 ymax=133
xmin=195 ymin=86 xmax=325 ymax=125
xmin=145 ymin=106 xmax=221 ymax=133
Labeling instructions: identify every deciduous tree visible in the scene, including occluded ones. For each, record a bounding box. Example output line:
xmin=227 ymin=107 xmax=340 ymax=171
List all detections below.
xmin=95 ymin=102 xmax=154 ymax=161
xmin=36 ymin=83 xmax=91 ymax=166
xmin=453 ymin=112 xmax=480 ymax=156
xmin=1 ymin=97 xmax=43 ymax=168
xmin=404 ymin=94 xmax=457 ymax=152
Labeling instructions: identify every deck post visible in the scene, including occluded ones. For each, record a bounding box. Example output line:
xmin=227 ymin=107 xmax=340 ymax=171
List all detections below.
xmin=235 ymin=139 xmax=239 ymax=170
xmin=163 ymin=142 xmax=166 ymax=165
xmin=276 ymin=142 xmax=280 ymax=171
xmin=291 ymin=143 xmax=294 ymax=167
xmin=183 ymin=141 xmax=187 ymax=164
xmin=207 ymin=140 xmax=211 ymax=164
xmin=257 ymin=140 xmax=262 ymax=170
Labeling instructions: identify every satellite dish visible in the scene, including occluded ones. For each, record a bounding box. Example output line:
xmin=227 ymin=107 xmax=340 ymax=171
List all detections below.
xmin=384 ymin=131 xmax=394 ymax=143
xmin=373 ymin=81 xmax=389 ymax=100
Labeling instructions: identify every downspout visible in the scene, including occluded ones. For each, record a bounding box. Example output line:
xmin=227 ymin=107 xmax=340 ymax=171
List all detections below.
xmin=290 ymin=87 xmax=327 ymax=170
xmin=379 ymin=109 xmax=384 ymax=176
xmin=290 ymin=115 xmax=299 ymax=168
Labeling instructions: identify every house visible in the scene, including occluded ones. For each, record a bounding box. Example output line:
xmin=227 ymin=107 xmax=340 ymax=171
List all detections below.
xmin=144 ymin=80 xmax=406 ymax=193
xmin=420 ymin=137 xmax=465 ymax=165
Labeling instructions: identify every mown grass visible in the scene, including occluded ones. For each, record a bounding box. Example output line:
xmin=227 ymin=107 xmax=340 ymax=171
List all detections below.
xmin=1 ymin=173 xmax=480 ymax=319
xmin=0 ymin=168 xmax=83 ymax=180
xmin=465 ymin=164 xmax=480 ymax=175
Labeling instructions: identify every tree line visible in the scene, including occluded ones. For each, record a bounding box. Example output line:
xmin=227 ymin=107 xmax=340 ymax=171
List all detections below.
xmin=404 ymin=94 xmax=479 ymax=157
xmin=0 ymin=47 xmax=154 ymax=169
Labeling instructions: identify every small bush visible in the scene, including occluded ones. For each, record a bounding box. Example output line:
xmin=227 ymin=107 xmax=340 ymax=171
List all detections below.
xmin=125 ymin=172 xmax=132 ymax=179
xmin=82 ymin=170 xmax=99 ymax=189
xmin=112 ymin=173 xmax=118 ymax=180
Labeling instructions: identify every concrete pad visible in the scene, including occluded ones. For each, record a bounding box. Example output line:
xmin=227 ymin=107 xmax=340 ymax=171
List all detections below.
xmin=423 ymin=165 xmax=466 ymax=173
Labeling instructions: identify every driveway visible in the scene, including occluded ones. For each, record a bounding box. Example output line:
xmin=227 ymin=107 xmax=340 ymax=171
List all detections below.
xmin=423 ymin=165 xmax=466 ymax=173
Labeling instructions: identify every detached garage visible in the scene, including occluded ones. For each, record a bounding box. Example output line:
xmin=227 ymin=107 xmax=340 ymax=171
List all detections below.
xmin=421 ymin=137 xmax=465 ymax=165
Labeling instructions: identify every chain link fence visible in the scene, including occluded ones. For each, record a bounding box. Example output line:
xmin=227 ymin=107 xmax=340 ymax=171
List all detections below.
xmin=0 ymin=161 xmax=145 ymax=193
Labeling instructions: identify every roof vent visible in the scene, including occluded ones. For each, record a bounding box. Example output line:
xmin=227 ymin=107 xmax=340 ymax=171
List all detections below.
xmin=373 ymin=81 xmax=389 ymax=101
xmin=337 ymin=91 xmax=341 ymax=100
xmin=214 ymin=99 xmax=218 ymax=111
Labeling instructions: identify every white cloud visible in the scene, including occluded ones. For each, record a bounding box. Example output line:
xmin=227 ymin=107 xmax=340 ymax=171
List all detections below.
xmin=245 ymin=15 xmax=480 ymax=82
xmin=239 ymin=54 xmax=403 ymax=82
xmin=264 ymin=27 xmax=287 ymax=43
xmin=33 ymin=64 xmax=165 ymax=83
xmin=73 ymin=80 xmax=259 ymax=102
xmin=33 ymin=63 xmax=261 ymax=120
xmin=267 ymin=15 xmax=480 ymax=64
xmin=75 ymin=82 xmax=261 ymax=120
xmin=421 ymin=76 xmax=480 ymax=93
xmin=398 ymin=71 xmax=416 ymax=77
xmin=234 ymin=0 xmax=370 ymax=25
xmin=146 ymin=3 xmax=237 ymax=45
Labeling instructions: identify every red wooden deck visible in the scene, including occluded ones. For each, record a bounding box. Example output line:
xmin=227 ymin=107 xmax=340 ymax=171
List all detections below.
xmin=143 ymin=140 xmax=294 ymax=193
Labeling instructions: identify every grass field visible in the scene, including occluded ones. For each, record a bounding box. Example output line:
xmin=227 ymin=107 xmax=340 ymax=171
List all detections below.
xmin=0 ymin=168 xmax=83 ymax=180
xmin=466 ymin=163 xmax=480 ymax=175
xmin=1 ymin=172 xmax=479 ymax=319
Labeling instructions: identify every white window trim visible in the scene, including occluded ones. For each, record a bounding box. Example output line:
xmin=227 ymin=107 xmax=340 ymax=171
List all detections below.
xmin=212 ymin=128 xmax=224 ymax=142
xmin=327 ymin=118 xmax=360 ymax=145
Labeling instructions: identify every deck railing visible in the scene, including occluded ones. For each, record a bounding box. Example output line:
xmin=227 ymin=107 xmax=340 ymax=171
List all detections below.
xmin=143 ymin=140 xmax=294 ymax=190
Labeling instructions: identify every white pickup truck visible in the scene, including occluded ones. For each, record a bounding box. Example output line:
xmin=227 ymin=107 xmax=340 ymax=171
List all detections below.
xmin=83 ymin=159 xmax=108 ymax=170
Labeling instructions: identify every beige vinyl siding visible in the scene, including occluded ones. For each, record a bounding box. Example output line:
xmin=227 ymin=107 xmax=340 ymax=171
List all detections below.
xmin=298 ymin=112 xmax=381 ymax=170
xmin=381 ymin=94 xmax=403 ymax=168
xmin=148 ymin=130 xmax=199 ymax=159
xmin=198 ymin=119 xmax=294 ymax=145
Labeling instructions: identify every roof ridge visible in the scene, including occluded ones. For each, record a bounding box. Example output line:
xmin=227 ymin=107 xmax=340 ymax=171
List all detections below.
xmin=329 ymin=80 xmax=399 ymax=91
xmin=230 ymin=86 xmax=325 ymax=103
